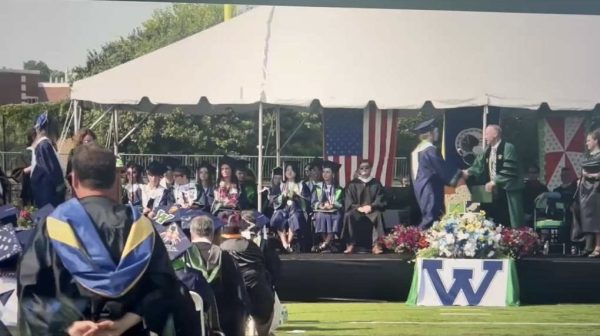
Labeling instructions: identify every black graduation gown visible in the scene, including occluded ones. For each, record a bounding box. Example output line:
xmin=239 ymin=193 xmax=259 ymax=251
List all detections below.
xmin=575 ymin=152 xmax=600 ymax=234
xmin=196 ymin=242 xmax=247 ymax=336
xmin=17 ymin=196 xmax=199 ymax=336
xmin=342 ymin=177 xmax=387 ymax=246
xmin=220 ymin=237 xmax=274 ymax=335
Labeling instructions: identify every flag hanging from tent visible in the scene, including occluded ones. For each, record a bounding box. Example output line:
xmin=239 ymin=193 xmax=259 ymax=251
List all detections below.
xmin=323 ymin=107 xmax=398 ymax=187
xmin=442 ymin=107 xmax=500 ymax=170
xmin=539 ymin=116 xmax=586 ymax=190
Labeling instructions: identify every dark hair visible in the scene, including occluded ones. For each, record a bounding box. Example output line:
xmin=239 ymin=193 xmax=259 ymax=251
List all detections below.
xmin=27 ymin=128 xmax=36 ymax=146
xmin=126 ymin=162 xmax=142 ymax=183
xmin=75 ymin=128 xmax=97 ymax=145
xmin=72 ymin=145 xmax=116 ymax=190
xmin=217 ymin=162 xmax=239 ymax=185
xmin=174 ymin=166 xmax=191 ymax=178
xmin=359 ymin=159 xmax=371 ymax=167
xmin=284 ymin=163 xmax=301 ymax=183
xmin=528 ymin=165 xmax=540 ymax=173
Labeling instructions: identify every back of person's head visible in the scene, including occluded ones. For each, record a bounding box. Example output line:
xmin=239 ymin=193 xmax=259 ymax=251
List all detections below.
xmin=190 ymin=215 xmax=214 ymax=240
xmin=72 ymin=144 xmax=116 ymax=190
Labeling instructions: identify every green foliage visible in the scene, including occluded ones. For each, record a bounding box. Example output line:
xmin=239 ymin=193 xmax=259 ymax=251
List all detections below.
xmin=0 ymin=102 xmax=70 ymax=151
xmin=23 ymin=60 xmax=63 ymax=82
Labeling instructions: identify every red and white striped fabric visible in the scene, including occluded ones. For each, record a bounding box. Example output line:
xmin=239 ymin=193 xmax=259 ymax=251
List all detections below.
xmin=323 ymin=107 xmax=398 ymax=187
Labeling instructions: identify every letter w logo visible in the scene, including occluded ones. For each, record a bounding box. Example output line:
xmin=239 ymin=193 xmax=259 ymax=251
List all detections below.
xmin=422 ymin=259 xmax=503 ymax=305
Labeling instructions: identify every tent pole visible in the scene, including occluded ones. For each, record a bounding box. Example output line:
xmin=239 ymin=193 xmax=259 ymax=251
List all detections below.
xmin=482 ymin=105 xmax=489 ymax=148
xmin=276 ymin=106 xmax=281 ymax=167
xmin=119 ymin=107 xmax=157 ymax=145
xmin=89 ymin=105 xmax=114 ymax=130
xmin=113 ymin=109 xmax=119 ymax=155
xmin=73 ymin=100 xmax=80 ymax=133
xmin=257 ymin=102 xmax=264 ymax=213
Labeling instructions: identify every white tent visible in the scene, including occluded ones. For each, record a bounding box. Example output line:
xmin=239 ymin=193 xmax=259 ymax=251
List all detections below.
xmin=72 ymin=6 xmax=600 ymax=111
xmin=70 ymin=6 xmax=600 ymax=210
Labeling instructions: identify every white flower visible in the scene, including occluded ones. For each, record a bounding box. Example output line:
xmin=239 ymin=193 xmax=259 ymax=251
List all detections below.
xmin=444 ymin=233 xmax=455 ymax=244
xmin=464 ymin=241 xmax=476 ymax=257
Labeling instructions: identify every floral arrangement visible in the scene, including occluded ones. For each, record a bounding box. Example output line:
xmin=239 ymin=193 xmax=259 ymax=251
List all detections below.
xmin=17 ymin=206 xmax=37 ymax=229
xmin=499 ymin=226 xmax=542 ymax=259
xmin=384 ymin=211 xmax=542 ymax=259
xmin=383 ymin=225 xmax=426 ymax=255
xmin=416 ymin=212 xmax=503 ymax=259
xmin=216 ymin=181 xmax=239 ymax=208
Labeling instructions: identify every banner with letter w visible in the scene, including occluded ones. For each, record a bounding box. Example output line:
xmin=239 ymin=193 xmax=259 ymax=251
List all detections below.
xmin=407 ymin=258 xmax=519 ymax=307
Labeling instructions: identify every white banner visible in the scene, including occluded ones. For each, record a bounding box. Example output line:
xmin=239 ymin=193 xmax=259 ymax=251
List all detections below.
xmin=416 ymin=258 xmax=509 ymax=307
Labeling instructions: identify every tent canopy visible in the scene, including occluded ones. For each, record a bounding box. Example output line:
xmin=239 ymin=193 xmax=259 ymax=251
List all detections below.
xmin=71 ymin=6 xmax=600 ymax=112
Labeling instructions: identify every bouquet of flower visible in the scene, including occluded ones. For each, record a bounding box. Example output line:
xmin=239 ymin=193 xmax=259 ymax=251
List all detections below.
xmin=383 ymin=225 xmax=425 ymax=255
xmin=417 ymin=212 xmax=503 ymax=259
xmin=499 ymin=226 xmax=541 ymax=259
xmin=17 ymin=206 xmax=37 ymax=229
xmin=216 ymin=181 xmax=238 ymax=207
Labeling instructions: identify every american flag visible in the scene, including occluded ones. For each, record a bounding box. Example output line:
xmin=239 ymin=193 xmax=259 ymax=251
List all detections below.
xmin=323 ymin=107 xmax=398 ymax=187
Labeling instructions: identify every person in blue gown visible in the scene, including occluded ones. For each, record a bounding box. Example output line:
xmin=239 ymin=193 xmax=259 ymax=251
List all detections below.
xmin=29 ymin=111 xmax=65 ymax=208
xmin=411 ymin=118 xmax=462 ymax=230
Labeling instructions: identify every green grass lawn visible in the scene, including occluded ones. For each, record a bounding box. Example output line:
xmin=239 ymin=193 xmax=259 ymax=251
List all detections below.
xmin=277 ymin=302 xmax=600 ymax=336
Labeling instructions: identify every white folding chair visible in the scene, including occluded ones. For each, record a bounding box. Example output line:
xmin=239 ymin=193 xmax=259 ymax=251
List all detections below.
xmin=189 ymin=291 xmax=206 ymax=336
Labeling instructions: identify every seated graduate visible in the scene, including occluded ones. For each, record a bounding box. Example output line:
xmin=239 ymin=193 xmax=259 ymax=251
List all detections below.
xmin=303 ymin=157 xmax=323 ymax=194
xmin=262 ymin=167 xmax=283 ymax=217
xmin=141 ymin=161 xmax=169 ymax=218
xmin=212 ymin=155 xmax=241 ymax=214
xmin=189 ymin=215 xmax=247 ymax=336
xmin=220 ymin=217 xmax=275 ymax=336
xmin=342 ymin=159 xmax=386 ymax=255
xmin=167 ymin=166 xmax=197 ymax=208
xmin=28 ymin=111 xmax=65 ymax=208
xmin=123 ymin=162 xmax=143 ymax=208
xmin=270 ymin=161 xmax=311 ymax=253
xmin=193 ymin=161 xmax=217 ymax=212
xmin=312 ymin=160 xmax=344 ymax=253
xmin=236 ymin=160 xmax=258 ymax=210
xmin=17 ymin=144 xmax=199 ymax=336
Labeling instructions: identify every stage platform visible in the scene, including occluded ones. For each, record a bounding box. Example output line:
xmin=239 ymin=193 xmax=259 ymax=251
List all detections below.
xmin=277 ymin=254 xmax=600 ymax=304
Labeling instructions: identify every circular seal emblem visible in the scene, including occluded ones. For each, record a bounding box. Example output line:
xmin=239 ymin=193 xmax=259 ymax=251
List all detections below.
xmin=455 ymin=128 xmax=484 ymax=166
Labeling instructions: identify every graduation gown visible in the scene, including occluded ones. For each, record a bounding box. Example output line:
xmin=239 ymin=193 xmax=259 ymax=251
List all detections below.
xmin=575 ymin=152 xmax=600 ymax=234
xmin=342 ymin=177 xmax=386 ymax=245
xmin=411 ymin=141 xmax=461 ymax=229
xmin=17 ymin=196 xmax=199 ymax=336
xmin=220 ymin=237 xmax=274 ymax=336
xmin=193 ymin=184 xmax=215 ymax=212
xmin=311 ymin=182 xmax=344 ymax=234
xmin=239 ymin=182 xmax=258 ymax=210
xmin=195 ymin=242 xmax=247 ymax=336
xmin=30 ymin=137 xmax=65 ymax=208
xmin=468 ymin=140 xmax=524 ymax=228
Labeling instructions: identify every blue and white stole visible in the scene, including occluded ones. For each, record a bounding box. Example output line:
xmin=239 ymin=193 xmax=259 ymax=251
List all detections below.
xmin=46 ymin=198 xmax=155 ymax=298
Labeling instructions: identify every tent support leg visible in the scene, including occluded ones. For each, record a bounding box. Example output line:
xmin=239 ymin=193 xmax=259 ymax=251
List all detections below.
xmin=119 ymin=107 xmax=158 ymax=145
xmin=257 ymin=102 xmax=264 ymax=213
xmin=113 ymin=109 xmax=119 ymax=155
xmin=276 ymin=107 xmax=281 ymax=167
xmin=482 ymin=105 xmax=489 ymax=148
xmin=89 ymin=105 xmax=114 ymax=130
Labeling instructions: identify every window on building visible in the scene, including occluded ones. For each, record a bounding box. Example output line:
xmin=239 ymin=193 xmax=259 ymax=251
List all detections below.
xmin=21 ymin=75 xmax=26 ymax=83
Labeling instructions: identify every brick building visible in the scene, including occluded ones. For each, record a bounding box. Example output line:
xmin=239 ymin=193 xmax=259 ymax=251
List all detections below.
xmin=0 ymin=69 xmax=42 ymax=105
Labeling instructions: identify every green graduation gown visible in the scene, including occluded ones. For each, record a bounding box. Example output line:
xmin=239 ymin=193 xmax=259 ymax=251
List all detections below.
xmin=468 ymin=140 xmax=524 ymax=228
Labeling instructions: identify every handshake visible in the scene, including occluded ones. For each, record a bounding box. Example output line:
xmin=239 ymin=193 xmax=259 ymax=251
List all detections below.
xmin=459 ymin=169 xmax=496 ymax=192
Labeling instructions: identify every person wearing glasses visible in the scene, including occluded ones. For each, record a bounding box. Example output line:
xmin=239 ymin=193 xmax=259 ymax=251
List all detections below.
xmin=166 ymin=166 xmax=197 ymax=208
xmin=342 ymin=159 xmax=386 ymax=254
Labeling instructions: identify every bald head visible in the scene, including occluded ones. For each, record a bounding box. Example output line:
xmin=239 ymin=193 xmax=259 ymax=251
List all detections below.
xmin=485 ymin=125 xmax=502 ymax=146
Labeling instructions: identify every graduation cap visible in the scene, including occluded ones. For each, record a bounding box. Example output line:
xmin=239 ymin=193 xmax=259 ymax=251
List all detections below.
xmin=272 ymin=167 xmax=283 ymax=176
xmin=153 ymin=221 xmax=192 ymax=261
xmin=234 ymin=157 xmax=251 ymax=171
xmin=177 ymin=208 xmax=215 ymax=230
xmin=308 ymin=157 xmax=324 ymax=170
xmin=152 ymin=206 xmax=181 ymax=225
xmin=34 ymin=110 xmax=49 ymax=129
xmin=0 ymin=205 xmax=17 ymax=226
xmin=219 ymin=155 xmax=239 ymax=170
xmin=0 ymin=225 xmax=22 ymax=263
xmin=322 ymin=160 xmax=342 ymax=174
xmin=413 ymin=118 xmax=437 ymax=134
xmin=197 ymin=161 xmax=216 ymax=176
xmin=146 ymin=161 xmax=166 ymax=176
